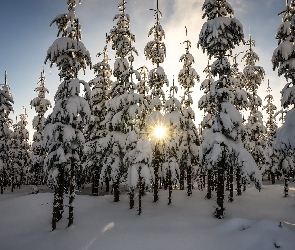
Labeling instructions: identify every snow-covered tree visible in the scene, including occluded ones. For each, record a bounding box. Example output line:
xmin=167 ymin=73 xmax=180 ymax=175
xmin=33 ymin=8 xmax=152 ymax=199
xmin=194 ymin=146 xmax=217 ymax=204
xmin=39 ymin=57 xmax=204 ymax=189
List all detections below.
xmin=198 ymin=62 xmax=216 ymax=198
xmin=263 ymin=81 xmax=279 ymax=184
xmin=198 ymin=0 xmax=261 ymax=218
xmin=272 ymin=0 xmax=295 ymax=196
xmin=0 ymin=71 xmax=13 ymax=194
xmin=178 ymin=35 xmax=200 ymax=195
xmin=145 ymin=0 xmax=169 ymax=202
xmin=30 ymin=69 xmax=51 ymax=191
xmin=162 ymin=79 xmax=183 ymax=203
xmin=84 ymin=40 xmax=112 ymax=196
xmin=43 ymin=0 xmax=91 ymax=230
xmin=242 ymin=36 xmax=266 ymax=172
xmin=136 ymin=66 xmax=150 ymax=136
xmin=101 ymin=0 xmax=145 ymax=203
xmin=9 ymin=109 xmax=30 ymax=190
xmin=124 ymin=135 xmax=153 ymax=213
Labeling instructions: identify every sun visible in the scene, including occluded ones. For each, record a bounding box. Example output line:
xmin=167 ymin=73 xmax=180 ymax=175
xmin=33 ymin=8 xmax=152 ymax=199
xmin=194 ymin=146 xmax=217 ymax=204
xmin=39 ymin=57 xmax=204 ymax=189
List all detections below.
xmin=152 ymin=125 xmax=167 ymax=140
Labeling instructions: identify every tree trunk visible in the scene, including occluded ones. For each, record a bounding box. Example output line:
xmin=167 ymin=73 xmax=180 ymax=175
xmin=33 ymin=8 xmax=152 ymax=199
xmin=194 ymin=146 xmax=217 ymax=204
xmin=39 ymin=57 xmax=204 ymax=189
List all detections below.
xmin=179 ymin=167 xmax=185 ymax=190
xmin=284 ymin=172 xmax=289 ymax=197
xmin=52 ymin=188 xmax=58 ymax=231
xmin=68 ymin=157 xmax=75 ymax=228
xmin=153 ymin=146 xmax=160 ymax=202
xmin=153 ymin=167 xmax=159 ymax=202
xmin=271 ymin=171 xmax=275 ymax=184
xmin=57 ymin=167 xmax=64 ymax=221
xmin=92 ymin=169 xmax=99 ymax=196
xmin=168 ymin=170 xmax=172 ymax=205
xmin=140 ymin=181 xmax=145 ymax=197
xmin=228 ymin=165 xmax=233 ymax=202
xmin=113 ymin=178 xmax=120 ymax=202
xmin=214 ymin=170 xmax=218 ymax=191
xmin=236 ymin=168 xmax=242 ymax=196
xmin=138 ymin=178 xmax=142 ymax=215
xmin=129 ymin=188 xmax=134 ymax=209
xmin=226 ymin=170 xmax=230 ymax=191
xmin=105 ymin=176 xmax=110 ymax=192
xmin=1 ymin=172 xmax=4 ymax=194
xmin=187 ymin=165 xmax=192 ymax=196
xmin=163 ymin=176 xmax=167 ymax=190
xmin=11 ymin=171 xmax=14 ymax=192
xmin=202 ymin=170 xmax=206 ymax=189
xmin=206 ymin=169 xmax=212 ymax=199
xmin=215 ymin=161 xmax=225 ymax=219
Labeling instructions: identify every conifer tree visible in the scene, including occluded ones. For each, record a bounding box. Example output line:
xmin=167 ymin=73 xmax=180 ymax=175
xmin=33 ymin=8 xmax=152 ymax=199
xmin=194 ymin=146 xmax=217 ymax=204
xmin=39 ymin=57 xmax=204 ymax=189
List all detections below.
xmin=227 ymin=53 xmax=249 ymax=199
xmin=30 ymin=69 xmax=51 ymax=191
xmin=272 ymin=0 xmax=295 ymax=196
xmin=162 ymin=78 xmax=183 ymax=204
xmin=198 ymin=0 xmax=261 ymax=218
xmin=178 ymin=33 xmax=200 ymax=195
xmin=136 ymin=66 xmax=150 ymax=137
xmin=9 ymin=108 xmax=30 ymax=190
xmin=198 ymin=62 xmax=216 ymax=198
xmin=43 ymin=0 xmax=91 ymax=230
xmin=145 ymin=0 xmax=169 ymax=202
xmin=263 ymin=81 xmax=278 ymax=184
xmin=101 ymin=0 xmax=144 ymax=203
xmin=84 ymin=38 xmax=112 ymax=196
xmin=0 ymin=72 xmax=13 ymax=194
xmin=242 ymin=36 xmax=266 ymax=172
xmin=124 ymin=135 xmax=153 ymax=213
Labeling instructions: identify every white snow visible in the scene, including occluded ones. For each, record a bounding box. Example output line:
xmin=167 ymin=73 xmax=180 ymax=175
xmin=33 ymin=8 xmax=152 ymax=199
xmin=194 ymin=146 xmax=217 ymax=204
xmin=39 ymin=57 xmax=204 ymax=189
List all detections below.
xmin=276 ymin=108 xmax=295 ymax=150
xmin=0 ymin=182 xmax=295 ymax=250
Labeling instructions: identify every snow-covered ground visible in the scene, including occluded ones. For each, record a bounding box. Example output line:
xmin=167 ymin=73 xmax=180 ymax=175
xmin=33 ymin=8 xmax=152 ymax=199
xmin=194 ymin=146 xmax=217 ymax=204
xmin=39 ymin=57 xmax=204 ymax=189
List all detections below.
xmin=0 ymin=181 xmax=295 ymax=250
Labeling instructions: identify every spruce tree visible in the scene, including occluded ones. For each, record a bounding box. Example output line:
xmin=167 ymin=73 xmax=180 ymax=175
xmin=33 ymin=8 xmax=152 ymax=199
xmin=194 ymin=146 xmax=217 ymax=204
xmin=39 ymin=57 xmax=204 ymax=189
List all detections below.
xmin=198 ymin=62 xmax=216 ymax=198
xmin=227 ymin=53 xmax=249 ymax=199
xmin=124 ymin=135 xmax=153 ymax=213
xmin=101 ymin=0 xmax=144 ymax=203
xmin=272 ymin=0 xmax=295 ymax=196
xmin=162 ymin=78 xmax=184 ymax=204
xmin=43 ymin=0 xmax=91 ymax=230
xmin=145 ymin=0 xmax=169 ymax=202
xmin=9 ymin=109 xmax=30 ymax=189
xmin=198 ymin=0 xmax=261 ymax=219
xmin=84 ymin=38 xmax=112 ymax=196
xmin=30 ymin=69 xmax=51 ymax=192
xmin=242 ymin=35 xmax=266 ymax=172
xmin=0 ymin=71 xmax=13 ymax=194
xmin=263 ymin=81 xmax=279 ymax=184
xmin=178 ymin=30 xmax=200 ymax=196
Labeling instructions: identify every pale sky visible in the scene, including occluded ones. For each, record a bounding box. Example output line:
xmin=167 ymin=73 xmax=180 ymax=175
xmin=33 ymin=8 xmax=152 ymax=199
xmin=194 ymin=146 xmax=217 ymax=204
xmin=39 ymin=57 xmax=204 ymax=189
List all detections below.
xmin=0 ymin=0 xmax=287 ymax=140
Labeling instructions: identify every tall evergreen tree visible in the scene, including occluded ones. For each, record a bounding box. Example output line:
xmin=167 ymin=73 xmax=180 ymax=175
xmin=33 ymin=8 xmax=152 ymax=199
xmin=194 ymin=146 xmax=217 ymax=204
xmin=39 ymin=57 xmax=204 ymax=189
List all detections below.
xmin=0 ymin=71 xmax=13 ymax=194
xmin=162 ymin=78 xmax=183 ymax=204
xmin=9 ymin=108 xmax=30 ymax=190
xmin=101 ymin=0 xmax=144 ymax=203
xmin=242 ymin=35 xmax=266 ymax=172
xmin=198 ymin=0 xmax=261 ymax=218
xmin=198 ymin=62 xmax=216 ymax=198
xmin=43 ymin=0 xmax=91 ymax=230
xmin=84 ymin=38 xmax=112 ymax=196
xmin=178 ymin=33 xmax=200 ymax=195
xmin=30 ymin=69 xmax=51 ymax=191
xmin=272 ymin=0 xmax=295 ymax=196
xmin=263 ymin=80 xmax=278 ymax=184
xmin=145 ymin=0 xmax=169 ymax=202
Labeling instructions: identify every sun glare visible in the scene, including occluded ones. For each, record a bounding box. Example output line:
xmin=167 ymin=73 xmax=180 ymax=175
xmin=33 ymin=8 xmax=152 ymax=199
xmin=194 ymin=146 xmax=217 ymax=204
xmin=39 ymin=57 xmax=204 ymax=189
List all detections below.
xmin=153 ymin=125 xmax=167 ymax=140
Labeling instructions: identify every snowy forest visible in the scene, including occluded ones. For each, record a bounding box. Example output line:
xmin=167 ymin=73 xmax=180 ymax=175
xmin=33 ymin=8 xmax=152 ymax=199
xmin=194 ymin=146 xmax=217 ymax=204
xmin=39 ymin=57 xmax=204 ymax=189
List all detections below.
xmin=1 ymin=0 xmax=295 ymax=249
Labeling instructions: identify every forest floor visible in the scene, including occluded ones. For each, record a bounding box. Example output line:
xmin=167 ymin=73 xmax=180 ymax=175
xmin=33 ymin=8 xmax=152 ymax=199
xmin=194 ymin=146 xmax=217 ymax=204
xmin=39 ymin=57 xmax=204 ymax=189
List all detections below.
xmin=0 ymin=180 xmax=295 ymax=250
